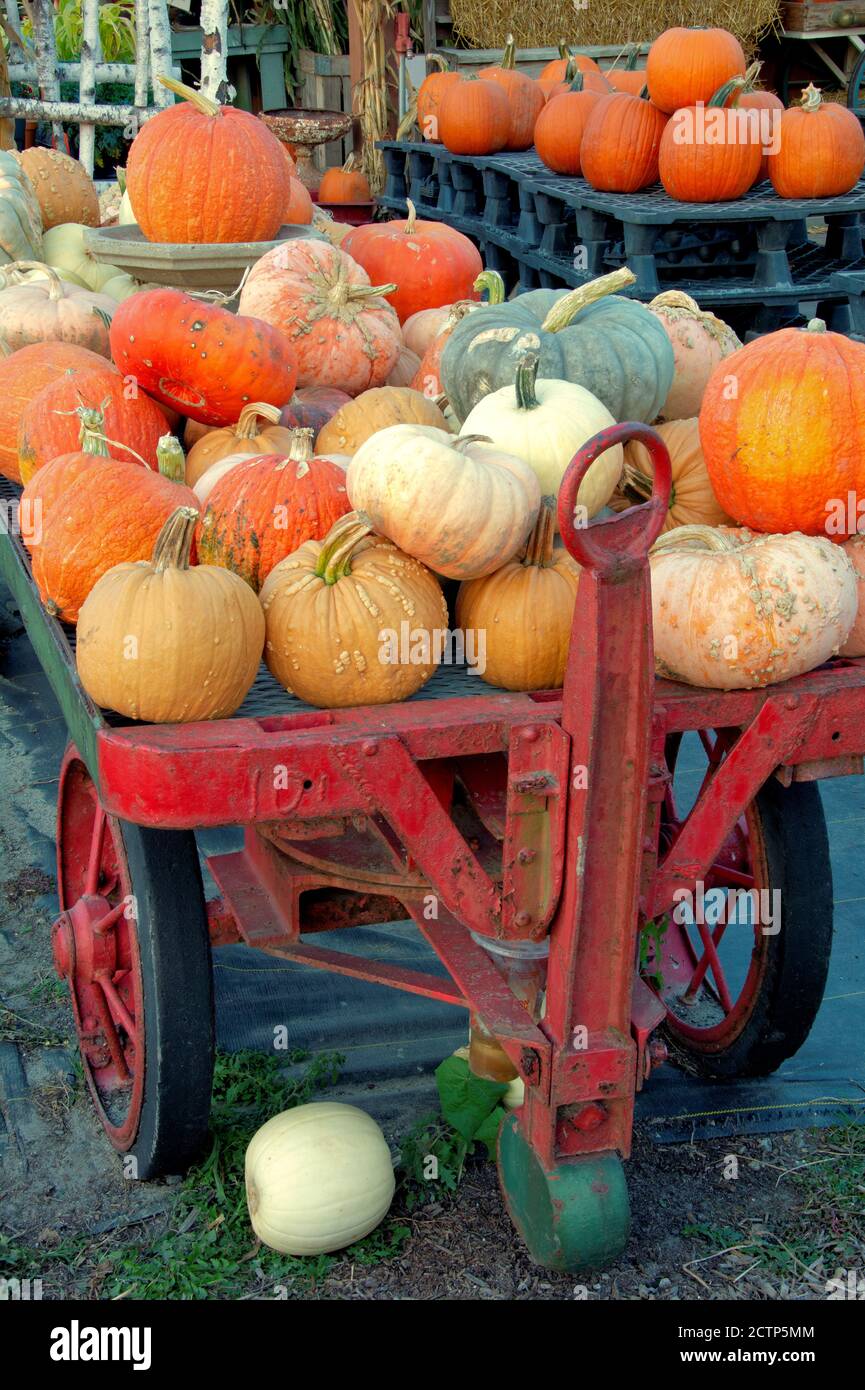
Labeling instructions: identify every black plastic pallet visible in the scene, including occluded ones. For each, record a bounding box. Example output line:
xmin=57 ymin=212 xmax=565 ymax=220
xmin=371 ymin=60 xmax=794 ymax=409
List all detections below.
xmin=379 ymin=140 xmax=865 ymax=300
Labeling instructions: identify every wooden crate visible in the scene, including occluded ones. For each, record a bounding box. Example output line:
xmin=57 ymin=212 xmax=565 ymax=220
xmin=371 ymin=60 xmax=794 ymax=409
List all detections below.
xmin=298 ymin=50 xmax=352 ymax=172
xmin=782 ymin=2 xmax=865 ymax=33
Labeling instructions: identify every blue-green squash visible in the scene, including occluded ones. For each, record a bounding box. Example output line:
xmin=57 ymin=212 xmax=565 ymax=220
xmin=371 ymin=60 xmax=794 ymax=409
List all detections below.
xmin=440 ymin=267 xmax=674 ymax=425
xmin=0 ymin=152 xmax=43 ymax=267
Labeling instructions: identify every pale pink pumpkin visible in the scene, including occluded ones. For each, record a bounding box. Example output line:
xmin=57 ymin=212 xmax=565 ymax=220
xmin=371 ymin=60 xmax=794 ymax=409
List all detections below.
xmin=402 ymin=305 xmax=453 ymax=358
xmin=841 ymin=534 xmax=865 ymax=657
xmin=649 ymin=291 xmax=741 ymax=420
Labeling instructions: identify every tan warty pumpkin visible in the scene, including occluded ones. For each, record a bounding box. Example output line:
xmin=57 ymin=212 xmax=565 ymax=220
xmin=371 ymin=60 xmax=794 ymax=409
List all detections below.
xmin=840 ymin=534 xmax=865 ymax=658
xmin=614 ymin=418 xmax=734 ymax=533
xmin=76 ymin=506 xmax=265 ymax=722
xmin=185 ymin=402 xmax=298 ymax=487
xmin=347 ymin=425 xmax=541 ymax=580
xmin=14 ymin=148 xmax=100 ymax=229
xmin=649 ymin=291 xmax=741 ymax=420
xmin=456 ymin=498 xmax=580 ymax=691
xmin=316 ymin=386 xmax=449 ymax=456
xmin=650 ymin=525 xmax=857 ymax=689
xmin=260 ymin=510 xmax=448 ymax=708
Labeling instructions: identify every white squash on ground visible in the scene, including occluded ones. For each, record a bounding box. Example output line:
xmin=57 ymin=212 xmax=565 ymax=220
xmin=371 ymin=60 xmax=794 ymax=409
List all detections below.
xmin=649 ymin=291 xmax=741 ymax=421
xmin=245 ymin=1102 xmax=395 ymax=1256
xmin=650 ymin=525 xmax=857 ymax=690
xmin=458 ymin=352 xmax=623 ymax=520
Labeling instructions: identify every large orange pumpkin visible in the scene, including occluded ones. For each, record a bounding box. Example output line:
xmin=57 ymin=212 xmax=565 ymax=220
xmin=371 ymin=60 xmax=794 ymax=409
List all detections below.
xmin=18 ymin=364 xmax=168 ymax=483
xmin=581 ymin=92 xmax=668 ymax=193
xmin=647 ymin=26 xmax=746 ymax=114
xmin=237 ymin=240 xmax=401 ymax=394
xmin=606 ymin=48 xmax=648 ymax=96
xmin=538 ymin=44 xmax=602 ymax=83
xmin=109 ymin=288 xmax=298 ymax=426
xmin=342 ymin=200 xmax=482 ymax=324
xmin=438 ymin=76 xmax=510 ymax=156
xmin=716 ymin=66 xmax=785 ymax=182
xmin=699 ymin=319 xmax=865 ymax=537
xmin=659 ymin=97 xmax=762 ymax=202
xmin=768 ymin=84 xmax=865 ymax=198
xmin=31 ymin=452 xmax=198 ymax=623
xmin=283 ymin=177 xmax=313 ymax=225
xmin=417 ymin=59 xmax=462 ymax=143
xmin=0 ymin=341 xmax=108 ymax=483
xmin=196 ymin=431 xmax=351 ymax=591
xmin=479 ymin=35 xmax=545 ymax=151
xmin=126 ymin=77 xmax=290 ymax=244
xmin=535 ymin=77 xmax=606 ymax=176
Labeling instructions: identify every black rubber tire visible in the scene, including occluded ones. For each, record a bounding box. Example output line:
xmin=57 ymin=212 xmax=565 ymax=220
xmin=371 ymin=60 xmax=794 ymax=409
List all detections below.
xmin=118 ymin=821 xmax=215 ymax=1179
xmin=664 ymin=776 xmax=834 ymax=1081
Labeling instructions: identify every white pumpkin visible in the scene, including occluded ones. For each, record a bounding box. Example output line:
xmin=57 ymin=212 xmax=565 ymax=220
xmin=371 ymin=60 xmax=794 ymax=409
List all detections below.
xmin=650 ymin=525 xmax=857 ymax=690
xmin=458 ymin=352 xmax=623 ymax=520
xmin=649 ymin=291 xmax=741 ymax=421
xmin=100 ymin=271 xmax=142 ymax=302
xmin=387 ymin=343 xmax=421 ymax=386
xmin=245 ymin=1102 xmax=395 ymax=1256
xmin=347 ymin=423 xmax=541 ymax=580
xmin=118 ymin=188 xmax=136 ymax=226
xmin=42 ymin=222 xmax=123 ymax=293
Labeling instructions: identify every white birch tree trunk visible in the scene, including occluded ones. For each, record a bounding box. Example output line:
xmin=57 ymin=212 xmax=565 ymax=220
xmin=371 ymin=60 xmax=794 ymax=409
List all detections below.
xmin=148 ymin=0 xmax=174 ymax=108
xmin=33 ymin=0 xmax=64 ymax=146
xmin=77 ymin=0 xmax=102 ymax=176
xmin=199 ymin=0 xmax=230 ymax=105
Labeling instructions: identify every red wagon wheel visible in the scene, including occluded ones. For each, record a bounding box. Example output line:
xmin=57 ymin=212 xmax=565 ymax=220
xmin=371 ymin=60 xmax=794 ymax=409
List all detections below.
xmin=646 ymin=730 xmax=833 ymax=1079
xmin=52 ymin=746 xmax=215 ymax=1178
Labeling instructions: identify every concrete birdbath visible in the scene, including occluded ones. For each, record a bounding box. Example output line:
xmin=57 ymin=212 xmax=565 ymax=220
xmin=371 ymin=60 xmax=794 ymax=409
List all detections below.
xmin=84 ymin=223 xmax=327 ymax=296
xmin=260 ymin=109 xmax=353 ymax=191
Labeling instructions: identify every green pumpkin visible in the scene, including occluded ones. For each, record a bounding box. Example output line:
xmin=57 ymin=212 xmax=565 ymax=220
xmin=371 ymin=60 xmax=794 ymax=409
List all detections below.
xmin=0 ymin=152 xmax=43 ymax=267
xmin=441 ymin=268 xmax=674 ymax=425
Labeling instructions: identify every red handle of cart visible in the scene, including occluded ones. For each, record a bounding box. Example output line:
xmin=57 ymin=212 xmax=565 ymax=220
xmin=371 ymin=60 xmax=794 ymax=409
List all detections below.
xmin=557 ymin=422 xmax=672 ymax=574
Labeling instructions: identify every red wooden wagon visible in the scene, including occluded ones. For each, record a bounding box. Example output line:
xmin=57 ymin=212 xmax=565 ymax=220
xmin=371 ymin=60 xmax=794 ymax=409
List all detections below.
xmin=0 ymin=424 xmax=845 ymax=1269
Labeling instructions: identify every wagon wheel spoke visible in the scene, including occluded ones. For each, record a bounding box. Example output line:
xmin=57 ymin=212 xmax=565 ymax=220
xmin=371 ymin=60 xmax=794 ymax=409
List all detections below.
xmin=97 ymin=972 xmax=139 ymax=1054
xmin=90 ymin=981 xmax=131 ymax=1083
xmin=684 ymin=918 xmax=734 ymax=1009
xmin=84 ymin=804 xmax=107 ymax=895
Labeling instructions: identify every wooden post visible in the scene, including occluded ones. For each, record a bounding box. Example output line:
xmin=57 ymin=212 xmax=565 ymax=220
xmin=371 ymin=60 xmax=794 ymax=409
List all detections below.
xmin=78 ymin=0 xmax=102 ymax=175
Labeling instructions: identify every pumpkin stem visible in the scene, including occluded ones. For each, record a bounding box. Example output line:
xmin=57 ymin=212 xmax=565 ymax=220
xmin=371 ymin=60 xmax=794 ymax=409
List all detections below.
xmin=639 ymin=83 xmax=650 ymax=100
xmin=1 ymin=260 xmax=65 ymax=299
xmin=557 ymin=40 xmax=570 ymax=61
xmin=314 ymin=510 xmax=376 ymax=584
xmin=514 ymin=351 xmax=541 ymax=411
xmin=501 ymin=34 xmax=517 ymax=71
xmin=800 ymin=83 xmax=823 ymax=112
xmin=288 ymin=427 xmax=314 ymax=463
xmin=152 ymin=506 xmax=200 ymax=574
xmin=92 ymin=304 xmax=113 ymax=331
xmin=158 ymin=74 xmax=221 ymax=117
xmin=157 ymin=434 xmax=186 ymax=483
xmin=710 ymin=60 xmax=761 ymax=108
xmin=806 ymin=318 xmax=828 ymax=333
xmin=76 ymin=406 xmax=110 ymax=457
xmin=426 ymin=52 xmax=451 ymax=73
xmin=117 ymin=166 xmax=127 ymax=195
xmin=404 ymin=199 xmax=418 ymax=235
xmin=568 ymin=70 xmax=585 ymax=94
xmin=541 ymin=267 xmax=637 ymax=333
xmin=651 ymin=524 xmax=740 ymax=557
xmin=523 ymin=497 xmax=557 ymax=568
xmin=474 ymin=269 xmax=505 ymax=305
xmin=235 ymin=402 xmax=281 ymax=438
xmin=650 ymin=290 xmax=702 ymax=313
xmin=454 ymin=434 xmax=494 ymax=453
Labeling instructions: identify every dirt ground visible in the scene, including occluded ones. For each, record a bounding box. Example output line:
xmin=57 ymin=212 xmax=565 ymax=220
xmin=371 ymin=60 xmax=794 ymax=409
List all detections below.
xmin=2 ymin=861 xmax=863 ymax=1302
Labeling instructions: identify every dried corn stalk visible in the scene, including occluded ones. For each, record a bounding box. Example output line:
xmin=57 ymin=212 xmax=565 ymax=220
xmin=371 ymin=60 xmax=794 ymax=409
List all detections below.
xmin=352 ymin=0 xmax=395 ymax=194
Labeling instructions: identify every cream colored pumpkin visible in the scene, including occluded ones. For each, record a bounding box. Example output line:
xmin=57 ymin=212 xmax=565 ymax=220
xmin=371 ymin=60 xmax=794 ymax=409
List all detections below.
xmin=387 ymin=343 xmax=422 ymax=386
xmin=402 ymin=305 xmax=452 ymax=358
xmin=260 ymin=511 xmax=448 ymax=708
xmin=100 ymin=272 xmax=142 ymax=301
xmin=841 ymin=534 xmax=865 ymax=658
xmin=42 ymin=222 xmax=123 ymax=292
xmin=347 ymin=425 xmax=541 ymax=580
xmin=456 ymin=498 xmax=581 ymax=690
xmin=245 ymin=1102 xmax=395 ymax=1256
xmin=0 ymin=261 xmax=114 ymax=355
xmin=76 ymin=507 xmax=264 ymax=722
xmin=459 ymin=353 xmax=622 ymax=520
xmin=650 ymin=525 xmax=857 ymax=689
xmin=649 ymin=291 xmax=741 ymax=421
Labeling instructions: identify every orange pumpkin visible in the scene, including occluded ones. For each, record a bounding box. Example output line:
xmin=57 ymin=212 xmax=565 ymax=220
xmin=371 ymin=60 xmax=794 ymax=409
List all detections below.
xmin=659 ymin=97 xmax=762 ymax=202
xmin=647 ymin=26 xmax=746 ymax=115
xmin=126 ymin=78 xmax=289 ymax=244
xmin=768 ymin=84 xmax=865 ymax=198
xmin=109 ymin=288 xmax=298 ymax=427
xmin=581 ymin=92 xmax=668 ymax=193
xmin=0 ymin=340 xmax=108 ymax=483
xmin=18 ymin=364 xmax=169 ymax=484
xmin=479 ymin=35 xmax=545 ymax=151
xmin=715 ymin=66 xmax=785 ymax=182
xmin=342 ymin=200 xmax=483 ymax=324
xmin=237 ymin=240 xmax=401 ymax=394
xmin=417 ymin=58 xmax=462 ymax=143
xmin=196 ymin=430 xmax=351 ymax=591
xmin=318 ymin=154 xmax=371 ymax=204
xmin=185 ymin=402 xmax=298 ymax=487
xmin=606 ymin=48 xmax=648 ymax=97
xmin=539 ymin=66 xmax=610 ymax=103
xmin=438 ymin=76 xmax=510 ymax=156
xmin=283 ymin=176 xmax=313 ymax=225
xmin=699 ymin=319 xmax=865 ymax=537
xmin=535 ymin=77 xmax=606 ymax=176
xmin=21 ymin=406 xmax=117 ymax=555
xmin=539 ymin=45 xmax=602 ymax=83
xmin=31 ymin=446 xmax=198 ymax=623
